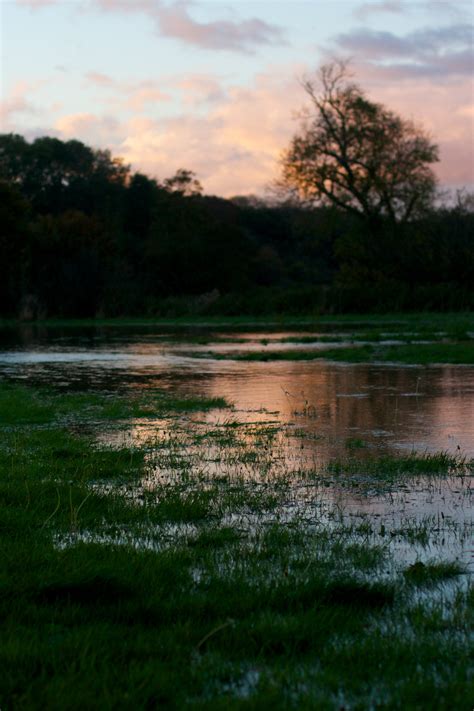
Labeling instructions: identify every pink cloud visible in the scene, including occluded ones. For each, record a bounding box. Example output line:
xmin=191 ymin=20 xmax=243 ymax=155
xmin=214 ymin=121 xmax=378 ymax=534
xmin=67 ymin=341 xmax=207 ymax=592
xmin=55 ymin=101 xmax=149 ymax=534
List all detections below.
xmin=85 ymin=69 xmax=224 ymax=106
xmin=155 ymin=1 xmax=285 ymax=52
xmin=63 ymin=67 xmax=304 ymax=195
xmin=0 ymin=81 xmax=41 ymax=130
xmin=177 ymin=75 xmax=226 ymax=106
xmin=125 ymin=86 xmax=172 ymax=111
xmin=92 ymin=0 xmax=285 ymax=52
xmin=55 ymin=113 xmax=122 ymax=147
xmin=0 ymin=96 xmax=36 ymax=128
xmin=84 ymin=73 xmax=172 ymax=110
xmin=15 ymin=0 xmax=57 ymax=8
xmin=344 ymin=62 xmax=474 ymax=186
xmin=24 ymin=59 xmax=474 ymax=196
xmin=85 ymin=71 xmax=116 ymax=87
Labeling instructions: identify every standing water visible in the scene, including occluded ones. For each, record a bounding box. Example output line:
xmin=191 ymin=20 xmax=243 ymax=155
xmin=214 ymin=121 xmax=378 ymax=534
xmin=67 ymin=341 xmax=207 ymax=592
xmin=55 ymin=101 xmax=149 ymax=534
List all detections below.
xmin=1 ymin=323 xmax=473 ymax=567
xmin=1 ymin=324 xmax=472 ymax=458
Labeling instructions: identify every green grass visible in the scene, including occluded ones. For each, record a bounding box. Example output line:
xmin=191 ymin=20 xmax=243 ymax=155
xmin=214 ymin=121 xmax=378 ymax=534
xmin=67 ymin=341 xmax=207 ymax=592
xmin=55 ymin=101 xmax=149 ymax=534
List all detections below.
xmin=403 ymin=560 xmax=466 ymax=586
xmin=1 ymin=310 xmax=472 ymax=328
xmin=344 ymin=437 xmax=366 ymax=450
xmin=0 ymin=380 xmax=472 ymax=709
xmin=328 ymin=451 xmax=469 ymax=478
xmin=0 ymin=382 xmax=230 ymax=426
xmin=193 ymin=341 xmax=474 ymax=365
xmin=190 ymin=346 xmax=375 ymax=363
xmin=277 ymin=323 xmax=474 ymax=345
xmin=375 ymin=342 xmax=474 ymax=364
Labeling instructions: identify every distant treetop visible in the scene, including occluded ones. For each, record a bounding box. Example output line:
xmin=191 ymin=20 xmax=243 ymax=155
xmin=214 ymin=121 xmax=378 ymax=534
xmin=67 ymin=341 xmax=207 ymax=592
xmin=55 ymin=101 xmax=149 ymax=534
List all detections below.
xmin=280 ymin=60 xmax=439 ymax=224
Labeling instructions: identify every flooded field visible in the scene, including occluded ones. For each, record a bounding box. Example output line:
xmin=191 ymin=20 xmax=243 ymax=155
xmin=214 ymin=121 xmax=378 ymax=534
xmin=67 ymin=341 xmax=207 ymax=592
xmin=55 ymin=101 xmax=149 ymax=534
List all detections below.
xmin=1 ymin=320 xmax=473 ymax=707
xmin=1 ymin=323 xmax=473 ymax=562
xmin=1 ymin=323 xmax=473 ymax=456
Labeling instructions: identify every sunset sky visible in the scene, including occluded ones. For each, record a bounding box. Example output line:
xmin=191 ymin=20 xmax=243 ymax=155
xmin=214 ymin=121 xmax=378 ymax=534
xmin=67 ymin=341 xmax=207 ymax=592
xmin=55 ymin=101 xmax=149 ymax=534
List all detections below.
xmin=1 ymin=0 xmax=473 ymax=197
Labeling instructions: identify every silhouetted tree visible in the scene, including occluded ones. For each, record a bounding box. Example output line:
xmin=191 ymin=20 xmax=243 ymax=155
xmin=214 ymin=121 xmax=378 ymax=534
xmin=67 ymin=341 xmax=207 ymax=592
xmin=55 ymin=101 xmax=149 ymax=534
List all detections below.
xmin=281 ymin=61 xmax=439 ymax=224
xmin=27 ymin=210 xmax=108 ymax=316
xmin=0 ymin=131 xmax=472 ymax=317
xmin=0 ymin=134 xmax=129 ymax=215
xmin=163 ymin=169 xmax=203 ymax=196
xmin=0 ymin=181 xmax=29 ymax=314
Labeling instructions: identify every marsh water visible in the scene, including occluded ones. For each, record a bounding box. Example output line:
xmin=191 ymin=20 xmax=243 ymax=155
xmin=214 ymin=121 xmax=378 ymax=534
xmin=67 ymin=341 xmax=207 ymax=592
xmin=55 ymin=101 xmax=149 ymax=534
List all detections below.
xmin=1 ymin=323 xmax=473 ymax=567
xmin=1 ymin=323 xmax=473 ymax=459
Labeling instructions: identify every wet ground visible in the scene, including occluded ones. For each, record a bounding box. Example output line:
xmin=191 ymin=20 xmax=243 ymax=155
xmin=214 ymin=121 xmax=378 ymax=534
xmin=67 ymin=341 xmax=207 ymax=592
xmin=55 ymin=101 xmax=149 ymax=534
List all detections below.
xmin=1 ymin=323 xmax=473 ymax=567
xmin=2 ymin=322 xmax=472 ymax=707
xmin=1 ymin=324 xmax=473 ymax=459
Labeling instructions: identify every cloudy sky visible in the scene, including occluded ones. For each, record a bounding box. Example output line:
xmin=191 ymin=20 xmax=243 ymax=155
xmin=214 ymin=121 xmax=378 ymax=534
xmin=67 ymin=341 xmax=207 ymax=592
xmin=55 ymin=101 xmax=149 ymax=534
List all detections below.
xmin=1 ymin=0 xmax=473 ymax=196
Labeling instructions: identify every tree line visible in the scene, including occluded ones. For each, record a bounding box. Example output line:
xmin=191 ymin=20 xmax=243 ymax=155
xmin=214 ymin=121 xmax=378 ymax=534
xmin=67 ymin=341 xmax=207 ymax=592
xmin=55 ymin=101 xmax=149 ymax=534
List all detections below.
xmin=1 ymin=67 xmax=473 ymax=318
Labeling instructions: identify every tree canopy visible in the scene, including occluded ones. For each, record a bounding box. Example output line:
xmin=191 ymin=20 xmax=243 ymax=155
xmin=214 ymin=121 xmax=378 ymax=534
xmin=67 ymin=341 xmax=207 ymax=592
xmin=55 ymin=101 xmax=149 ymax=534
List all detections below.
xmin=0 ymin=131 xmax=472 ymax=318
xmin=281 ymin=61 xmax=439 ymax=224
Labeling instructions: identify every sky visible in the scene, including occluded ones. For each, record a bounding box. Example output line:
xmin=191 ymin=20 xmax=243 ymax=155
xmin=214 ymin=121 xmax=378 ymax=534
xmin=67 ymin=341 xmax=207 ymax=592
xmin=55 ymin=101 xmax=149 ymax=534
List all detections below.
xmin=1 ymin=0 xmax=473 ymax=197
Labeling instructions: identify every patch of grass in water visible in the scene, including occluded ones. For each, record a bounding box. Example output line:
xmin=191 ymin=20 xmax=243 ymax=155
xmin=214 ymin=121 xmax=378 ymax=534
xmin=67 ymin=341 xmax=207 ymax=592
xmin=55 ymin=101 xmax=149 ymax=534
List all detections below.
xmin=188 ymin=526 xmax=242 ymax=549
xmin=320 ymin=579 xmax=394 ymax=609
xmin=161 ymin=394 xmax=229 ymax=413
xmin=328 ymin=451 xmax=468 ymax=478
xmin=376 ymin=342 xmax=474 ymax=364
xmin=403 ymin=560 xmax=465 ymax=586
xmin=273 ymin=321 xmax=473 ymax=345
xmin=227 ymin=346 xmax=374 ymax=363
xmin=148 ymin=488 xmax=215 ymax=523
xmin=344 ymin=437 xmax=366 ymax=450
xmin=193 ymin=340 xmax=474 ymax=365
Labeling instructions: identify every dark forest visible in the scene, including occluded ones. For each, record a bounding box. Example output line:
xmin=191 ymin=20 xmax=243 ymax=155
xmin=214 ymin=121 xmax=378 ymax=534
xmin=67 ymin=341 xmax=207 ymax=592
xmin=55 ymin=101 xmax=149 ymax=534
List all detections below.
xmin=1 ymin=133 xmax=473 ymax=319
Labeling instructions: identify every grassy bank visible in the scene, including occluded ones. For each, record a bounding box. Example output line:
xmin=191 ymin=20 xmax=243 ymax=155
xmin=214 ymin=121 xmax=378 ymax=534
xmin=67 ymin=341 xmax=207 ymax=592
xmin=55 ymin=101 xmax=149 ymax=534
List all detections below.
xmin=0 ymin=310 xmax=473 ymax=330
xmin=0 ymin=381 xmax=472 ymax=709
xmin=198 ymin=342 xmax=474 ymax=365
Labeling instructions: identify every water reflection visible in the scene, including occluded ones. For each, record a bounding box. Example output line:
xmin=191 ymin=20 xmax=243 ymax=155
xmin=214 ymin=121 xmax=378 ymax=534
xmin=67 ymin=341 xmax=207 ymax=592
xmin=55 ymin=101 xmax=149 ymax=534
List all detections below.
xmin=0 ymin=326 xmax=473 ymax=459
xmin=3 ymin=324 xmax=472 ymax=566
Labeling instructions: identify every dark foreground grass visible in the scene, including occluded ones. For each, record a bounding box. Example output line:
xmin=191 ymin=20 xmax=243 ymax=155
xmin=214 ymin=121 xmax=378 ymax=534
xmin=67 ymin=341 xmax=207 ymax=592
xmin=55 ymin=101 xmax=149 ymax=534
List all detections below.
xmin=0 ymin=381 xmax=472 ymax=710
xmin=0 ymin=381 xmax=230 ymax=426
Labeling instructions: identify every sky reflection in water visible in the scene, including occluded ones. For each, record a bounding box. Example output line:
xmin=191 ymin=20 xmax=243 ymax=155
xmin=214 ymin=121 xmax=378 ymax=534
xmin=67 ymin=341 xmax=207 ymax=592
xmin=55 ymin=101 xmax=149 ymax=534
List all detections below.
xmin=1 ymin=326 xmax=473 ymax=458
xmin=1 ymin=326 xmax=473 ymax=566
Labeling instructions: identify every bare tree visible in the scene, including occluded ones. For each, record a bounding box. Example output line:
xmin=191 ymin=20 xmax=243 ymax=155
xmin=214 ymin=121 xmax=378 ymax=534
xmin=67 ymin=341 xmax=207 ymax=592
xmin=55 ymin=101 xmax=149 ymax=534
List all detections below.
xmin=280 ymin=61 xmax=439 ymax=224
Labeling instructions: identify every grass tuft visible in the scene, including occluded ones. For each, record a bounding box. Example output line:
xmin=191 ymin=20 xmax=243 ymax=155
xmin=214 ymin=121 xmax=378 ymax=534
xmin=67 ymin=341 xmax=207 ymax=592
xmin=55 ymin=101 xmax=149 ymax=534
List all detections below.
xmin=403 ymin=560 xmax=465 ymax=585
